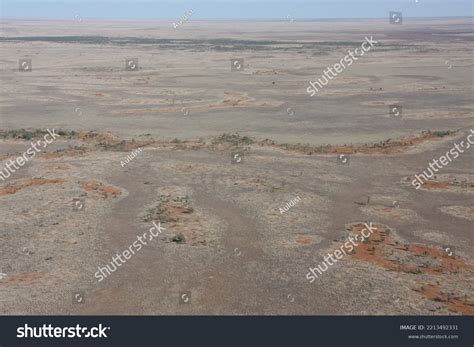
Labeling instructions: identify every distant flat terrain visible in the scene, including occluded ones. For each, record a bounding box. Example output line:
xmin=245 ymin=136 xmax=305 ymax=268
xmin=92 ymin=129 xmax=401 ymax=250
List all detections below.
xmin=0 ymin=18 xmax=472 ymax=315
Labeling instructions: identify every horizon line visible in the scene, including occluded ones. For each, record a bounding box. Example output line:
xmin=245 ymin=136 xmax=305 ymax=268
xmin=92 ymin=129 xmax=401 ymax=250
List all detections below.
xmin=1 ymin=15 xmax=473 ymax=21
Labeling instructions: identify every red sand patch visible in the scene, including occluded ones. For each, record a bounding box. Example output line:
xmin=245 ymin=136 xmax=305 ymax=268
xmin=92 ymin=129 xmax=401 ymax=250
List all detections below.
xmin=423 ymin=180 xmax=449 ymax=189
xmin=40 ymin=150 xmax=84 ymax=159
xmin=347 ymin=223 xmax=471 ymax=275
xmin=406 ymin=175 xmax=474 ymax=192
xmin=413 ymin=284 xmax=474 ymax=315
xmin=4 ymin=272 xmax=63 ymax=287
xmin=83 ymin=180 xmax=121 ymax=198
xmin=40 ymin=163 xmax=72 ymax=171
xmin=295 ymin=236 xmax=314 ymax=245
xmin=281 ymin=235 xmax=321 ymax=248
xmin=0 ymin=178 xmax=64 ymax=197
xmin=345 ymin=223 xmax=473 ymax=314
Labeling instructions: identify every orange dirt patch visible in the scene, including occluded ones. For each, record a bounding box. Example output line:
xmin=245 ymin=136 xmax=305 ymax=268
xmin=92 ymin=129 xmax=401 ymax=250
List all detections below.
xmin=144 ymin=194 xmax=194 ymax=224
xmin=4 ymin=272 xmax=63 ymax=287
xmin=413 ymin=284 xmax=474 ymax=315
xmin=423 ymin=180 xmax=449 ymax=189
xmin=83 ymin=180 xmax=121 ymax=198
xmin=40 ymin=150 xmax=85 ymax=159
xmin=281 ymin=235 xmax=321 ymax=248
xmin=331 ymin=146 xmax=353 ymax=154
xmin=0 ymin=178 xmax=64 ymax=196
xmin=40 ymin=163 xmax=72 ymax=171
xmin=405 ymin=175 xmax=474 ymax=192
xmin=222 ymin=98 xmax=244 ymax=107
xmin=347 ymin=223 xmax=471 ymax=275
xmin=295 ymin=236 xmax=314 ymax=245
xmin=169 ymin=206 xmax=188 ymax=214
xmin=107 ymin=91 xmax=272 ymax=116
xmin=345 ymin=222 xmax=473 ymax=314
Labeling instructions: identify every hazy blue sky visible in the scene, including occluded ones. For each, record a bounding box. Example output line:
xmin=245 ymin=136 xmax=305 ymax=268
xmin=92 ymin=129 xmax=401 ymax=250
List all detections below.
xmin=1 ymin=0 xmax=472 ymax=20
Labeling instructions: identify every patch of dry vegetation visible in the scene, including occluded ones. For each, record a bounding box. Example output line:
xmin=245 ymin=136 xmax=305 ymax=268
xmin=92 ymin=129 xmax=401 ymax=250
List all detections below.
xmin=0 ymin=178 xmax=65 ymax=196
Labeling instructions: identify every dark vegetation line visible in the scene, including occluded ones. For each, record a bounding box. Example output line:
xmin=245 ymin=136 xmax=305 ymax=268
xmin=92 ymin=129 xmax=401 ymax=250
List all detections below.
xmin=0 ymin=36 xmax=435 ymax=52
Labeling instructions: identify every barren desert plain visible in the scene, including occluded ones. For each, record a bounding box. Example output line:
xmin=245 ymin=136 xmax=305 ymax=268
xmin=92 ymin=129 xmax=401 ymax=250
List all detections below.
xmin=0 ymin=17 xmax=473 ymax=315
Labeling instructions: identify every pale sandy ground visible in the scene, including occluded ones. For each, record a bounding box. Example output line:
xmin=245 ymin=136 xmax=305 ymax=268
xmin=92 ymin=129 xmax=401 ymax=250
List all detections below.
xmin=0 ymin=18 xmax=472 ymax=315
